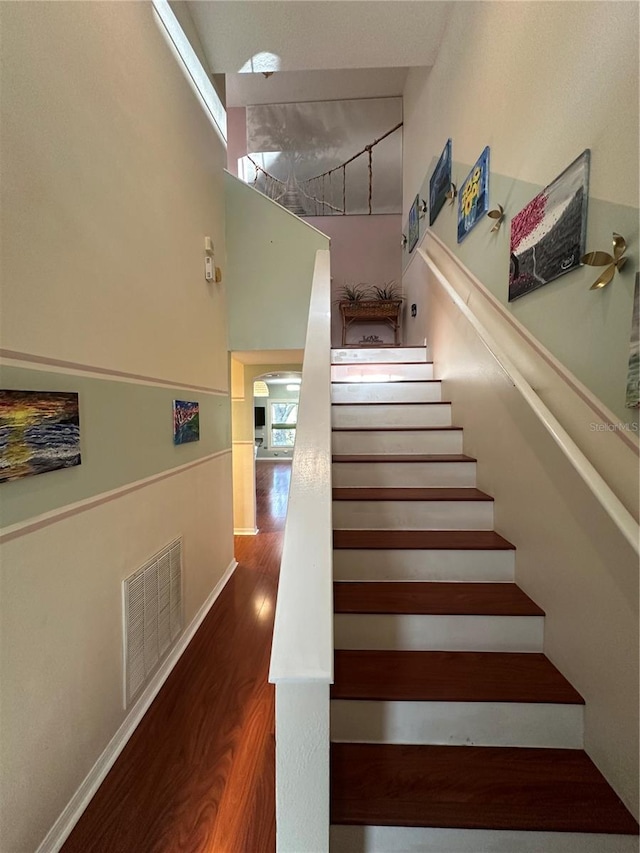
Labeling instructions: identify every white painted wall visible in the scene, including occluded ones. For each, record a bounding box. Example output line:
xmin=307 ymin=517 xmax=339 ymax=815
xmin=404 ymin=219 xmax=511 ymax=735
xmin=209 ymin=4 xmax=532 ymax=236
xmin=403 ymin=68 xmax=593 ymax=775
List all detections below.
xmin=420 ymin=251 xmax=639 ymax=818
xmin=0 ymin=3 xmax=234 ymax=849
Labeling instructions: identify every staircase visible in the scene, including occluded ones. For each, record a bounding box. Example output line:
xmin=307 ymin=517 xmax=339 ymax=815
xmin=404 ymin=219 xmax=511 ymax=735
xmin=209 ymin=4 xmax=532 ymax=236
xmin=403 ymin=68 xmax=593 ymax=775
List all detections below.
xmin=329 ymin=346 xmax=639 ymax=852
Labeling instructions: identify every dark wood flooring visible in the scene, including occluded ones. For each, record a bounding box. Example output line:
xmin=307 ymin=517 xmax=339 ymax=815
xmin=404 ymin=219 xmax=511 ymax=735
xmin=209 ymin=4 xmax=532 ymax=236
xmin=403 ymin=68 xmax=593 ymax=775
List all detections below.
xmin=62 ymin=461 xmax=291 ymax=853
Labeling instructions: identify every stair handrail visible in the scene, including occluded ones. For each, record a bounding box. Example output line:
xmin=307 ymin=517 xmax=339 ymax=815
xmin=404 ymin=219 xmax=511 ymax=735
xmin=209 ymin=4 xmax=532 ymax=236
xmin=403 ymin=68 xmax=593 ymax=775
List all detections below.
xmin=418 ymin=247 xmax=640 ymax=556
xmin=269 ymin=248 xmax=333 ymax=683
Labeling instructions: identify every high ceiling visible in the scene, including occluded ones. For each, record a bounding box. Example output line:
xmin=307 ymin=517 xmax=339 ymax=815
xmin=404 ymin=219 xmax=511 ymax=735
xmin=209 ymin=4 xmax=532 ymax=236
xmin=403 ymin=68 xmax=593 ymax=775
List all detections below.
xmin=187 ymin=1 xmax=452 ymax=74
xmin=226 ymin=66 xmax=410 ymax=108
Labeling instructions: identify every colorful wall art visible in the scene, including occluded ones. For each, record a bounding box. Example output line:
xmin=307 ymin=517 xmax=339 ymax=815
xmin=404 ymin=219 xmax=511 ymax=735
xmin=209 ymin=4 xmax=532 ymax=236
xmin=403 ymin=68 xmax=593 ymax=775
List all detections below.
xmin=626 ymin=273 xmax=639 ymax=409
xmin=243 ymin=98 xmax=402 ymax=216
xmin=429 ymin=138 xmax=452 ymax=226
xmin=173 ymin=400 xmax=200 ymax=445
xmin=0 ymin=390 xmax=80 ymax=482
xmin=457 ymin=146 xmax=490 ymax=243
xmin=509 ymin=150 xmax=590 ymax=302
xmin=408 ymin=194 xmax=420 ymax=253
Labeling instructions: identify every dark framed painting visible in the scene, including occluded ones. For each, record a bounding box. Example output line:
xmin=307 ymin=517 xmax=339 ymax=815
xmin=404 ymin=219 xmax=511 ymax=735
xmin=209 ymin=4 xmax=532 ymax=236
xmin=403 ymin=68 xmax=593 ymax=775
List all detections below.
xmin=173 ymin=400 xmax=200 ymax=445
xmin=0 ymin=390 xmax=81 ymax=483
xmin=457 ymin=146 xmax=490 ymax=243
xmin=626 ymin=273 xmax=639 ymax=409
xmin=429 ymin=138 xmax=452 ymax=226
xmin=509 ymin=150 xmax=590 ymax=302
xmin=408 ymin=194 xmax=420 ymax=253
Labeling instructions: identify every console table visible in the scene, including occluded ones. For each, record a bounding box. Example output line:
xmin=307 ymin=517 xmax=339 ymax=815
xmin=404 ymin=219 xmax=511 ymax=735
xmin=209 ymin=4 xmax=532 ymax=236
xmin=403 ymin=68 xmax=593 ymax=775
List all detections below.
xmin=339 ymin=299 xmax=403 ymax=346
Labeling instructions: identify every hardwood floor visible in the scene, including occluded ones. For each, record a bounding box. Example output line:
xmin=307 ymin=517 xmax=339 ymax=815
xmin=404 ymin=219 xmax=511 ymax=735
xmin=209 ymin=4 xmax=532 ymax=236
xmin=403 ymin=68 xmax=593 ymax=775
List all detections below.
xmin=62 ymin=461 xmax=291 ymax=853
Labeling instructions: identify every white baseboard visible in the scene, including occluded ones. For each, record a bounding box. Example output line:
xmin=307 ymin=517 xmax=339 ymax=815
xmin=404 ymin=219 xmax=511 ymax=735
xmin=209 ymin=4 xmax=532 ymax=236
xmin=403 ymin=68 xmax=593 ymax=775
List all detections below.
xmin=234 ymin=527 xmax=259 ymax=535
xmin=36 ymin=557 xmax=238 ymax=853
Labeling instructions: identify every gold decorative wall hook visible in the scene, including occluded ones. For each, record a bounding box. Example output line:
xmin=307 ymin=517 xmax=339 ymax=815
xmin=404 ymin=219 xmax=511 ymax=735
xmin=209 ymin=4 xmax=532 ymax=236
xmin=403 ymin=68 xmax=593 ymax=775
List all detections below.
xmin=581 ymin=233 xmax=629 ymax=290
xmin=487 ymin=204 xmax=505 ymax=232
xmin=445 ymin=183 xmax=457 ymax=205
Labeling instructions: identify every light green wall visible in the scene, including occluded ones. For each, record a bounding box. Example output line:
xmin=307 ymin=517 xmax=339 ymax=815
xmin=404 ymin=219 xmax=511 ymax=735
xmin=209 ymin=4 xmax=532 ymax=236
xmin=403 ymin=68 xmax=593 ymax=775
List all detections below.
xmin=401 ymin=1 xmax=639 ymax=426
xmin=403 ymin=163 xmax=639 ymax=424
xmin=0 ymin=366 xmax=230 ymax=528
xmin=225 ymin=172 xmax=329 ymax=351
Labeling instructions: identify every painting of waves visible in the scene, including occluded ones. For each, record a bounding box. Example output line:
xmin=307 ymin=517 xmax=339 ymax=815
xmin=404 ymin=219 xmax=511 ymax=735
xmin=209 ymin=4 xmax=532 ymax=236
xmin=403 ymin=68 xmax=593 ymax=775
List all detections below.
xmin=173 ymin=400 xmax=199 ymax=445
xmin=0 ymin=390 xmax=81 ymax=483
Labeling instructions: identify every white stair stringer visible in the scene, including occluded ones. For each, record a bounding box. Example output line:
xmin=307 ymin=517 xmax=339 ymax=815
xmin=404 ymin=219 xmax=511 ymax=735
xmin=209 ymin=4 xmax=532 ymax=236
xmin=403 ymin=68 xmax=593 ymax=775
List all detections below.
xmin=330 ymin=826 xmax=639 ymax=853
xmin=330 ymin=699 xmax=584 ymax=749
xmin=332 ymin=548 xmax=515 ymax=582
xmin=333 ymin=498 xmax=494 ymax=531
xmin=332 ymin=429 xmax=463 ymax=456
xmin=331 ymin=381 xmax=442 ymax=403
xmin=332 ymin=403 xmax=452 ymax=429
xmin=331 ymin=347 xmax=428 ymax=364
xmin=333 ymin=613 xmax=544 ymax=652
xmin=331 ymin=363 xmax=434 ymax=383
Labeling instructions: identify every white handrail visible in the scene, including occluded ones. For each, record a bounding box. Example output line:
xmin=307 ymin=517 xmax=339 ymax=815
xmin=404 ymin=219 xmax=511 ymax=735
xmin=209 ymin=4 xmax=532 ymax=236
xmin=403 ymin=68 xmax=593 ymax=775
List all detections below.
xmin=269 ymin=249 xmax=334 ymax=683
xmin=418 ymin=247 xmax=640 ymax=556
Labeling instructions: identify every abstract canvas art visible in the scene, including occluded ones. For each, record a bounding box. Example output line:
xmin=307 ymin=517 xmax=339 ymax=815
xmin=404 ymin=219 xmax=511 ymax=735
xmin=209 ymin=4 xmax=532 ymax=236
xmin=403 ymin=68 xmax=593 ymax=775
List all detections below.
xmin=457 ymin=146 xmax=490 ymax=243
xmin=408 ymin=194 xmax=420 ymax=253
xmin=0 ymin=390 xmax=80 ymax=482
xmin=509 ymin=150 xmax=590 ymax=302
xmin=626 ymin=273 xmax=639 ymax=409
xmin=429 ymin=139 xmax=452 ymax=226
xmin=243 ymin=98 xmax=402 ymax=216
xmin=173 ymin=400 xmax=199 ymax=445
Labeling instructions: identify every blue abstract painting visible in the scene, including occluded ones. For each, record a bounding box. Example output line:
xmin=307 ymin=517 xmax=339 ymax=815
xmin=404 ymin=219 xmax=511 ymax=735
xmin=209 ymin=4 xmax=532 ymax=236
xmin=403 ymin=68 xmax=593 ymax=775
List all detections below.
xmin=0 ymin=390 xmax=81 ymax=482
xmin=429 ymin=138 xmax=452 ymax=226
xmin=173 ymin=400 xmax=200 ymax=445
xmin=457 ymin=146 xmax=490 ymax=243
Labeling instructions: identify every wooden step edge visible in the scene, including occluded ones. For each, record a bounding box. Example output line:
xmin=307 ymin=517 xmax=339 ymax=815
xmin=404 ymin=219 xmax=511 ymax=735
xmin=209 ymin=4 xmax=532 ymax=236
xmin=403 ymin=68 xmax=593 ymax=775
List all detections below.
xmin=332 ymin=454 xmax=477 ymax=463
xmin=331 ymin=379 xmax=442 ymax=385
xmin=332 ymin=426 xmax=462 ymax=432
xmin=329 ymin=744 xmax=640 ymax=835
xmin=331 ymin=361 xmax=434 ymax=367
xmin=332 ymin=529 xmax=516 ymax=550
xmin=331 ymin=401 xmax=452 ymax=406
xmin=330 ymin=650 xmax=585 ymax=705
xmin=332 ymin=488 xmax=494 ymax=502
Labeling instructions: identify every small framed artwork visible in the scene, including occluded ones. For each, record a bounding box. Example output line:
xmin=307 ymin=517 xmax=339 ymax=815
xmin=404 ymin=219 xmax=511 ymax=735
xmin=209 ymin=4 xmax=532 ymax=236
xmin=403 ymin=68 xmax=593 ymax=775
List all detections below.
xmin=457 ymin=146 xmax=490 ymax=243
xmin=626 ymin=273 xmax=639 ymax=409
xmin=508 ymin=150 xmax=590 ymax=302
xmin=173 ymin=400 xmax=200 ymax=445
xmin=408 ymin=194 xmax=420 ymax=253
xmin=429 ymin=138 xmax=452 ymax=226
xmin=0 ymin=390 xmax=81 ymax=482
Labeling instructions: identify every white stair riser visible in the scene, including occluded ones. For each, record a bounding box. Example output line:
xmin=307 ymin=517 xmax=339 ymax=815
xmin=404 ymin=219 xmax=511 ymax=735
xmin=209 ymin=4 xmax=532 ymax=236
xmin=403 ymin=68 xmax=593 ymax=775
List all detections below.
xmin=331 ymin=363 xmax=434 ymax=382
xmin=332 ymin=404 xmax=451 ymax=429
xmin=332 ymin=347 xmax=428 ymax=364
xmin=330 ymin=700 xmax=583 ymax=749
xmin=332 ymin=549 xmax=515 ymax=582
xmin=333 ymin=500 xmax=494 ymax=531
xmin=332 ymin=461 xmax=476 ymax=489
xmin=332 ymin=430 xmax=463 ymax=455
xmin=334 ymin=614 xmax=544 ymax=652
xmin=331 ymin=382 xmax=442 ymax=404
xmin=330 ymin=826 xmax=639 ymax=853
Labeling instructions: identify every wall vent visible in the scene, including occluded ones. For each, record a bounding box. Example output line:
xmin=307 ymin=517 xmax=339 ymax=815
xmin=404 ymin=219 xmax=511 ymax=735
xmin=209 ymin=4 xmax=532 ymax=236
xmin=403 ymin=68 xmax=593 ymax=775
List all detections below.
xmin=123 ymin=537 xmax=183 ymax=707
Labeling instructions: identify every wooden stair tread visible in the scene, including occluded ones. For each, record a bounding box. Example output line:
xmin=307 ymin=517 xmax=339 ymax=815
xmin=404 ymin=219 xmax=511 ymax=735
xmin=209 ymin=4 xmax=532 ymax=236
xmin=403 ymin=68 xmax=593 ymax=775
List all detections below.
xmin=333 ymin=582 xmax=544 ymax=616
xmin=331 ymin=361 xmax=434 ymax=366
xmin=332 ymin=401 xmax=451 ymax=406
xmin=332 ymin=426 xmax=462 ymax=432
xmin=332 ymin=379 xmax=442 ymax=384
xmin=333 ymin=487 xmax=493 ymax=502
xmin=330 ymin=743 xmax=639 ymax=834
xmin=332 ymin=454 xmax=476 ymax=463
xmin=331 ymin=650 xmax=583 ymax=704
xmin=333 ymin=529 xmax=515 ymax=550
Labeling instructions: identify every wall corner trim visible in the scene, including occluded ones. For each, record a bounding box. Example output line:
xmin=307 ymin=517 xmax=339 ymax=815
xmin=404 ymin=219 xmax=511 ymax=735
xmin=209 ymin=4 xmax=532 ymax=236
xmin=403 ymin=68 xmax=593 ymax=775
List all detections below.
xmin=34 ymin=557 xmax=238 ymax=853
xmin=234 ymin=527 xmax=259 ymax=535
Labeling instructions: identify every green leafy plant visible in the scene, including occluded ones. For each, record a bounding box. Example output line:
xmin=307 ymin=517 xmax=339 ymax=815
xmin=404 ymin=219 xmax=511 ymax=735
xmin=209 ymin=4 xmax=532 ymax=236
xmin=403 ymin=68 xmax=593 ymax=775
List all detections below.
xmin=370 ymin=281 xmax=403 ymax=301
xmin=337 ymin=282 xmax=369 ymax=302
